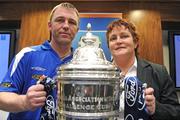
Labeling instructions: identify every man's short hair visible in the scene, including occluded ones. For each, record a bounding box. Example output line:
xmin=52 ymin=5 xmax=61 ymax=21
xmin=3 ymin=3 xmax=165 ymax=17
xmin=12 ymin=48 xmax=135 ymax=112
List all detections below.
xmin=49 ymin=2 xmax=79 ymax=23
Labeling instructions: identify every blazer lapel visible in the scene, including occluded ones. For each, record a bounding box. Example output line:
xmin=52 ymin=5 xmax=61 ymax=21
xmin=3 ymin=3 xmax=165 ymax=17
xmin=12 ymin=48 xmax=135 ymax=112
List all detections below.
xmin=137 ymin=58 xmax=152 ymax=87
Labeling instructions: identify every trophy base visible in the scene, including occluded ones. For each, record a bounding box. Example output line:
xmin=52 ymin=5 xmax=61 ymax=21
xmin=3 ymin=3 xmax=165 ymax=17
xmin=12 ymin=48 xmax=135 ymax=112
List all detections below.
xmin=57 ymin=111 xmax=122 ymax=120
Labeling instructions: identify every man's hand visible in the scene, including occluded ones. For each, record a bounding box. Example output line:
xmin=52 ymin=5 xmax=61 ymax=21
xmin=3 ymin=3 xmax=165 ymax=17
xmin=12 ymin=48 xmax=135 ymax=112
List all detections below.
xmin=24 ymin=84 xmax=47 ymax=111
xmin=145 ymin=87 xmax=156 ymax=115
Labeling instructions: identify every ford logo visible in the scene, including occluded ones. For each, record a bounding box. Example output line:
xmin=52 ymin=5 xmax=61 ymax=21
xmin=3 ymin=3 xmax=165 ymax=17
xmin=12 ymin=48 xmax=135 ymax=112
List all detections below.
xmin=125 ymin=77 xmax=138 ymax=107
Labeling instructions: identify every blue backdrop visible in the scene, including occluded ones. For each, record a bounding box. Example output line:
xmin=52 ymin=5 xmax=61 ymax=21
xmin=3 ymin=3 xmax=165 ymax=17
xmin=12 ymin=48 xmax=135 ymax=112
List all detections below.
xmin=72 ymin=17 xmax=118 ymax=61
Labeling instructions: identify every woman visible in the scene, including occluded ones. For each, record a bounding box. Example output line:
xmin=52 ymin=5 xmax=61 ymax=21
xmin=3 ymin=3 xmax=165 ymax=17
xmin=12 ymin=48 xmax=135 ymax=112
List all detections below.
xmin=106 ymin=19 xmax=180 ymax=120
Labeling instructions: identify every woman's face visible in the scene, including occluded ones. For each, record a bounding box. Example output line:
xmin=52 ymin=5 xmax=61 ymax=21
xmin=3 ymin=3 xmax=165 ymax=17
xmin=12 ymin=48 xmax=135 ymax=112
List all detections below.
xmin=108 ymin=26 xmax=138 ymax=58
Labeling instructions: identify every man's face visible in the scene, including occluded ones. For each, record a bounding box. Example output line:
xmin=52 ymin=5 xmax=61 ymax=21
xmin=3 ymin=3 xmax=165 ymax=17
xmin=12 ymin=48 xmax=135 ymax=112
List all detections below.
xmin=48 ymin=7 xmax=79 ymax=45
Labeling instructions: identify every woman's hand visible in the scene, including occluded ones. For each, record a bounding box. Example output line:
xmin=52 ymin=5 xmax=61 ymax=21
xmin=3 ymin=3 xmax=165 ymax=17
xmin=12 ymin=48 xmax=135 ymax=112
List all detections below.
xmin=145 ymin=87 xmax=156 ymax=115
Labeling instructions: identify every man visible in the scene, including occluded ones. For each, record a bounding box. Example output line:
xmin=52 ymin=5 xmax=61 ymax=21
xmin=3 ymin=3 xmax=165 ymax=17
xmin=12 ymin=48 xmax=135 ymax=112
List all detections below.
xmin=0 ymin=2 xmax=79 ymax=120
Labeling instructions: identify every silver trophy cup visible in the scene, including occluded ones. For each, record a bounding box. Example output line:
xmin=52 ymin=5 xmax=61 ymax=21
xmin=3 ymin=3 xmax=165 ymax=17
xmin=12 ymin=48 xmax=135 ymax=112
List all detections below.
xmin=55 ymin=23 xmax=124 ymax=120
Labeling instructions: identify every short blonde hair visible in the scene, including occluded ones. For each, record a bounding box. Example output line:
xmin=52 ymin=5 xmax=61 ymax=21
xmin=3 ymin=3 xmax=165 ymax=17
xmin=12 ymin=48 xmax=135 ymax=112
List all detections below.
xmin=49 ymin=2 xmax=80 ymax=24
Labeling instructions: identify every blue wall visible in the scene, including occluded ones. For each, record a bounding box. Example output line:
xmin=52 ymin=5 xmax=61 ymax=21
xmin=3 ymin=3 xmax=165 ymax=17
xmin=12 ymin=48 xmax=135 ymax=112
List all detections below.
xmin=72 ymin=17 xmax=118 ymax=61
